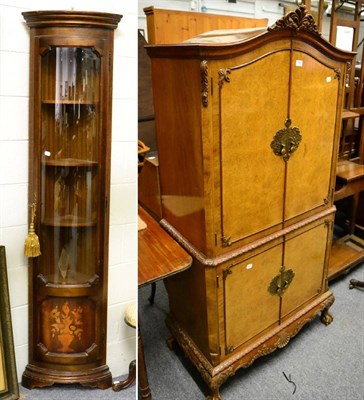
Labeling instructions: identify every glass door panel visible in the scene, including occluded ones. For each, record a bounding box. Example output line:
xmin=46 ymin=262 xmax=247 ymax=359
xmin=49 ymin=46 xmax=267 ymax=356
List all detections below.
xmin=40 ymin=47 xmax=101 ymax=284
xmin=42 ymin=47 xmax=100 ymax=104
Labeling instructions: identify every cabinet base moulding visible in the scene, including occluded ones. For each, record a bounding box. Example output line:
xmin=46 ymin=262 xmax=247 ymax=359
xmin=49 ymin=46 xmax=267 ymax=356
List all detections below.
xmin=21 ymin=364 xmax=112 ymax=390
xmin=166 ymin=291 xmax=335 ymax=400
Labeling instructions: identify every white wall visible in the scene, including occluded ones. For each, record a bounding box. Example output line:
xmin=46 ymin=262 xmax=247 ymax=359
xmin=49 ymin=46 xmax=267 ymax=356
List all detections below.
xmin=0 ymin=0 xmax=137 ymax=382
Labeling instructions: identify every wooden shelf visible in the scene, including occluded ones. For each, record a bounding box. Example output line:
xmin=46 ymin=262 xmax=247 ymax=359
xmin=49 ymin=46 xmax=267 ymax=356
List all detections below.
xmin=43 ymin=159 xmax=98 ymax=167
xmin=42 ymin=99 xmax=99 ymax=105
xmin=42 ymin=215 xmax=97 ymax=227
xmin=336 ymin=160 xmax=364 ymax=182
xmin=38 ymin=272 xmax=99 ymax=287
xmin=341 ymin=109 xmax=360 ymax=120
xmin=328 ymin=234 xmax=364 ymax=280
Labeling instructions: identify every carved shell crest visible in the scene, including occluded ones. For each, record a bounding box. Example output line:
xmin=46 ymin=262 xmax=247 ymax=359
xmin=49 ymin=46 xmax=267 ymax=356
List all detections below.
xmin=268 ymin=5 xmax=320 ymax=35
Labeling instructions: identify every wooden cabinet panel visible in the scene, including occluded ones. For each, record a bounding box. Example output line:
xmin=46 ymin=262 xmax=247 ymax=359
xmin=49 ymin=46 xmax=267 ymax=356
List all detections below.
xmin=144 ymin=6 xmax=268 ymax=45
xmin=223 ymin=215 xmax=332 ymax=353
xmin=151 ymin=58 xmax=207 ymax=253
xmin=282 ymin=220 xmax=331 ymax=318
xmin=286 ymin=51 xmax=339 ymax=220
xmin=219 ymin=51 xmax=288 ymax=244
xmin=217 ymin=48 xmax=342 ymax=251
xmin=224 ymin=244 xmax=281 ymax=352
xmin=39 ymin=297 xmax=97 ymax=363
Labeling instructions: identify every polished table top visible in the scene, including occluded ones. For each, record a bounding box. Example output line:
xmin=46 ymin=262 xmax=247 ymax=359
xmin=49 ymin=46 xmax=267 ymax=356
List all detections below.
xmin=138 ymin=205 xmax=192 ymax=287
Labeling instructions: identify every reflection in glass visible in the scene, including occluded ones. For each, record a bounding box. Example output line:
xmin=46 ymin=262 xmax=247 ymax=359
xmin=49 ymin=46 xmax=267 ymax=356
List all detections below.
xmin=39 ymin=47 xmax=101 ymax=284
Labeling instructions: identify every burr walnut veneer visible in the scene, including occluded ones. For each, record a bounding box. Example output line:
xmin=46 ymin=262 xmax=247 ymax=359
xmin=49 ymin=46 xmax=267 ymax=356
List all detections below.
xmin=22 ymin=11 xmax=121 ymax=389
xmin=146 ymin=7 xmax=354 ymax=399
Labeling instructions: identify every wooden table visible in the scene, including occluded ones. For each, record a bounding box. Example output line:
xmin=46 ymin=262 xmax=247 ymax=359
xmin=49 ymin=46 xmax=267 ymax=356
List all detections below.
xmin=138 ymin=205 xmax=192 ymax=287
xmin=138 ymin=205 xmax=192 ymax=399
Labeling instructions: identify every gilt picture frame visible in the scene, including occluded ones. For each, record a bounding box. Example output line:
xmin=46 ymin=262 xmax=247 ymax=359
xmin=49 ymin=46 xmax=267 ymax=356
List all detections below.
xmin=0 ymin=246 xmax=19 ymax=400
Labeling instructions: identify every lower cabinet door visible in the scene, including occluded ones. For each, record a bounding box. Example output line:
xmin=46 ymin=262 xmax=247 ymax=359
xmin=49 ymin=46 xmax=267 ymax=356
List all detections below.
xmin=38 ymin=296 xmax=99 ymax=364
xmin=281 ymin=220 xmax=330 ymax=319
xmin=222 ymin=216 xmax=332 ymax=354
xmin=223 ymin=243 xmax=281 ymax=353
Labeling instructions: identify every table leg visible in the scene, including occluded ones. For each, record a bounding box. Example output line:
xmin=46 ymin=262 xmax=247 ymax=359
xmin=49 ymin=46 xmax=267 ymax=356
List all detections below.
xmin=139 ymin=326 xmax=152 ymax=399
xmin=112 ymin=360 xmax=136 ymax=391
xmin=148 ymin=282 xmax=156 ymax=305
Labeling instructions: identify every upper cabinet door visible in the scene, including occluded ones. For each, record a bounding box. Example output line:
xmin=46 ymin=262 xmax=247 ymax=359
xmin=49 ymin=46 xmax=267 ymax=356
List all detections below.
xmin=285 ymin=50 xmax=340 ymax=221
xmin=218 ymin=50 xmax=289 ymax=247
xmin=217 ymin=45 xmax=343 ymax=251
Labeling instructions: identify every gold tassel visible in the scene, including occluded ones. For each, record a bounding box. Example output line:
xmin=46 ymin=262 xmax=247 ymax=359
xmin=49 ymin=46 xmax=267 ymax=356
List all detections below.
xmin=24 ymin=202 xmax=41 ymax=257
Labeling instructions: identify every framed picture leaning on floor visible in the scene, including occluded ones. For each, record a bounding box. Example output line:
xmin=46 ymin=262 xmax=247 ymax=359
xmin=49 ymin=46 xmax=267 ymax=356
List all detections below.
xmin=0 ymin=246 xmax=19 ymax=400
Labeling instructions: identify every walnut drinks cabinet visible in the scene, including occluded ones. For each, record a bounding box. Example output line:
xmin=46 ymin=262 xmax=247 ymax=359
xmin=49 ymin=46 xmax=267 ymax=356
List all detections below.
xmin=21 ymin=11 xmax=121 ymax=389
xmin=146 ymin=7 xmax=354 ymax=399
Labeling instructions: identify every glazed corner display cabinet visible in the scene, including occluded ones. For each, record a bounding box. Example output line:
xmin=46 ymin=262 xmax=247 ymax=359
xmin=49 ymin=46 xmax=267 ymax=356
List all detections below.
xmin=21 ymin=11 xmax=121 ymax=389
xmin=145 ymin=6 xmax=354 ymax=400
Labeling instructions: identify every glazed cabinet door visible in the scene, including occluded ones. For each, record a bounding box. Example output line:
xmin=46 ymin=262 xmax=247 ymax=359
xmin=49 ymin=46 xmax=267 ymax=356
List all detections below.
xmin=217 ymin=50 xmax=289 ymax=247
xmin=33 ymin=37 xmax=106 ymax=365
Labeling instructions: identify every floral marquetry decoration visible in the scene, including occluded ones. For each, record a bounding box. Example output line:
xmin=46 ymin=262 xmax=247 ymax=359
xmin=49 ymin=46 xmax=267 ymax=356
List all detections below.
xmin=41 ymin=298 xmax=95 ymax=354
xmin=50 ymin=302 xmax=83 ymax=352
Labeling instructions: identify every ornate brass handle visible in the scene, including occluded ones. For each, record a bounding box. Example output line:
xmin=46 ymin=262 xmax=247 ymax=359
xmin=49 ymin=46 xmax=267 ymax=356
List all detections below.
xmin=268 ymin=266 xmax=295 ymax=297
xmin=271 ymin=119 xmax=302 ymax=162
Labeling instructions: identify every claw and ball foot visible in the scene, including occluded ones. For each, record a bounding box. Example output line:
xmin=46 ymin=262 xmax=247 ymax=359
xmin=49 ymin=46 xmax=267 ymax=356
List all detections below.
xmin=320 ymin=308 xmax=333 ymax=325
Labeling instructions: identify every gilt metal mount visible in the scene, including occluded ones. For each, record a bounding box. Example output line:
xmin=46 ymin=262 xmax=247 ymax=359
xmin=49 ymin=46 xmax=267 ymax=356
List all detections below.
xmin=271 ymin=118 xmax=302 ymax=162
xmin=268 ymin=266 xmax=295 ymax=297
xmin=221 ymin=235 xmax=232 ymax=247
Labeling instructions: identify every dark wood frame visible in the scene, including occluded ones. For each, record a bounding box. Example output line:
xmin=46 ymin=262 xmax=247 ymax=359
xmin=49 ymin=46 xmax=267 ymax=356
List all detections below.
xmin=0 ymin=246 xmax=19 ymax=400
